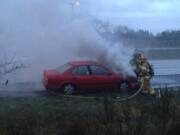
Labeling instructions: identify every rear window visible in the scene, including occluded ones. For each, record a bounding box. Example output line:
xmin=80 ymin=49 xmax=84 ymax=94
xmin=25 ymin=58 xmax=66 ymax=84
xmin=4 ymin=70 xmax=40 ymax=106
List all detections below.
xmin=72 ymin=66 xmax=90 ymax=75
xmin=56 ymin=63 xmax=71 ymax=73
xmin=90 ymin=65 xmax=109 ymax=75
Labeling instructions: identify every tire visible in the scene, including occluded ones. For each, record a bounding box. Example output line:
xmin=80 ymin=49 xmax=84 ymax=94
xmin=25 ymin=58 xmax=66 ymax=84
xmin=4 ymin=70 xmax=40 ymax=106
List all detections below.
xmin=119 ymin=81 xmax=129 ymax=93
xmin=63 ymin=84 xmax=76 ymax=95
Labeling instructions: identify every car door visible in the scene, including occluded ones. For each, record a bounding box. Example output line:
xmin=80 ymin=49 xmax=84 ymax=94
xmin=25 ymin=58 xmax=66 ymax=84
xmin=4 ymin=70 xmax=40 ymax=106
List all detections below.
xmin=89 ymin=65 xmax=115 ymax=90
xmin=71 ymin=65 xmax=94 ymax=91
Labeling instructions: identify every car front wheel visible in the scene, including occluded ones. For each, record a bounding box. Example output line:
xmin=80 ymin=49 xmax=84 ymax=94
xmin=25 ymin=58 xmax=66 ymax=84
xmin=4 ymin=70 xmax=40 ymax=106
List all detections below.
xmin=63 ymin=84 xmax=76 ymax=95
xmin=119 ymin=81 xmax=129 ymax=93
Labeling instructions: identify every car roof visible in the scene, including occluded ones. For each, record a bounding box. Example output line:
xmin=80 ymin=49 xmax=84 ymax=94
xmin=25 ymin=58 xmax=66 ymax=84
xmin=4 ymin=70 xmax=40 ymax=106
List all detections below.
xmin=68 ymin=61 xmax=103 ymax=66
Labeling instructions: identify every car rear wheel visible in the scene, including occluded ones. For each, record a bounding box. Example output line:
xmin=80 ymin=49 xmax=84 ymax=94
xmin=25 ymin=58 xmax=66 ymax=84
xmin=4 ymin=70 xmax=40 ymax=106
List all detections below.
xmin=63 ymin=84 xmax=76 ymax=95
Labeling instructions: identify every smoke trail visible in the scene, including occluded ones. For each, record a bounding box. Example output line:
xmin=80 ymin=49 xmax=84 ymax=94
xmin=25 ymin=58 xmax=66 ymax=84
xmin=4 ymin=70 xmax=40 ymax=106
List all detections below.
xmin=0 ymin=0 xmax=135 ymax=82
xmin=77 ymin=38 xmax=135 ymax=75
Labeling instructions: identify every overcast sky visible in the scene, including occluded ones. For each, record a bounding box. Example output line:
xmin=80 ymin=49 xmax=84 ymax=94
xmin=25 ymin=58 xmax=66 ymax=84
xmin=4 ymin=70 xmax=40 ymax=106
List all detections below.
xmin=75 ymin=0 xmax=180 ymax=33
xmin=0 ymin=0 xmax=180 ymax=34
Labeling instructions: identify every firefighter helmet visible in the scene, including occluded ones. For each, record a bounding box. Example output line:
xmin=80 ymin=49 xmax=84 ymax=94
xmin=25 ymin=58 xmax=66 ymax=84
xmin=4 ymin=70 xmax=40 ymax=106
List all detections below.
xmin=140 ymin=54 xmax=147 ymax=61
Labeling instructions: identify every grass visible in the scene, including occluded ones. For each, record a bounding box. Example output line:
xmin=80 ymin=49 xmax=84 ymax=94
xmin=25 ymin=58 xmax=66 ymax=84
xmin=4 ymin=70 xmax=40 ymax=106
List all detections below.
xmin=0 ymin=89 xmax=180 ymax=135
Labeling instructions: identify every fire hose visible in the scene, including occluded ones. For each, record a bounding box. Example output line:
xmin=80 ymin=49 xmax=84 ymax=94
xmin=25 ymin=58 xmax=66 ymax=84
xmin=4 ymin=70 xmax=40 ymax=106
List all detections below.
xmin=116 ymin=83 xmax=143 ymax=102
xmin=48 ymin=83 xmax=144 ymax=102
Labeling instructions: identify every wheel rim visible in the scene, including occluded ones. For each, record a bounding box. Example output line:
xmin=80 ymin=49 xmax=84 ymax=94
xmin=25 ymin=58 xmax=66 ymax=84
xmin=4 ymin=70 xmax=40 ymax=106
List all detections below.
xmin=120 ymin=82 xmax=129 ymax=92
xmin=63 ymin=84 xmax=75 ymax=95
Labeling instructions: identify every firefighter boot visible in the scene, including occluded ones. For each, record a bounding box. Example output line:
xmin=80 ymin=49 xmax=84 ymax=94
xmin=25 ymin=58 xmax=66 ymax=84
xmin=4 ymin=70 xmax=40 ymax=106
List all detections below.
xmin=149 ymin=88 xmax=156 ymax=96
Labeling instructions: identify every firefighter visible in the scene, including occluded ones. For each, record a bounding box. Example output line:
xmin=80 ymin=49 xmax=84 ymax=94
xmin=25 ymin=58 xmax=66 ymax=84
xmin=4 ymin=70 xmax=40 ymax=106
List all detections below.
xmin=129 ymin=52 xmax=141 ymax=78
xmin=139 ymin=54 xmax=156 ymax=95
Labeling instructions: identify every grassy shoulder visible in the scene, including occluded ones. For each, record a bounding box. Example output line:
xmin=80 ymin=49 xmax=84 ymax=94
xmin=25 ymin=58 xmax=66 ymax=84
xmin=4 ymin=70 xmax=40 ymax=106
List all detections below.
xmin=0 ymin=89 xmax=180 ymax=135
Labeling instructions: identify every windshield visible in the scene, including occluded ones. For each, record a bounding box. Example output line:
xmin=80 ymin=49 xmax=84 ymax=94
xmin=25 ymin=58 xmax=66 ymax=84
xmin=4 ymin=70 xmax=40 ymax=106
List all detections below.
xmin=56 ymin=63 xmax=71 ymax=73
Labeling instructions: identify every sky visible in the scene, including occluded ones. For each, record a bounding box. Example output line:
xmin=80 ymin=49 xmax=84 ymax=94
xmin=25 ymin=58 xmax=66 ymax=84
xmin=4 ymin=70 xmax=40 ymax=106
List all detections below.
xmin=74 ymin=0 xmax=180 ymax=33
xmin=0 ymin=0 xmax=180 ymax=82
xmin=0 ymin=0 xmax=180 ymax=33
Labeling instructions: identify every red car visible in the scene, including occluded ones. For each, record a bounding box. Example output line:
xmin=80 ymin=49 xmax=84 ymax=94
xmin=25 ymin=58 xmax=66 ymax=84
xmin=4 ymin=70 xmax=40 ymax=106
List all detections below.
xmin=43 ymin=61 xmax=139 ymax=94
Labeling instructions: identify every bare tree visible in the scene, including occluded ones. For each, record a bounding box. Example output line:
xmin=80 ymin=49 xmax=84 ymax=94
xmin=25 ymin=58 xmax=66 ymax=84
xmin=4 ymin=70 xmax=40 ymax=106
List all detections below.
xmin=0 ymin=54 xmax=27 ymax=84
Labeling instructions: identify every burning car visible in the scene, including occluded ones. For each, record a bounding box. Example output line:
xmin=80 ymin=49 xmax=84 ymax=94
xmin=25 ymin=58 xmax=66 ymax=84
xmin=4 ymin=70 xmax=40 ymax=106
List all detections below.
xmin=43 ymin=61 xmax=139 ymax=94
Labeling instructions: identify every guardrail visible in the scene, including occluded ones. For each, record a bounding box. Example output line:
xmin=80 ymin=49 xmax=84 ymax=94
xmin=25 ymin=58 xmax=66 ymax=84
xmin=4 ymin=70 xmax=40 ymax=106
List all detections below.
xmin=151 ymin=60 xmax=180 ymax=75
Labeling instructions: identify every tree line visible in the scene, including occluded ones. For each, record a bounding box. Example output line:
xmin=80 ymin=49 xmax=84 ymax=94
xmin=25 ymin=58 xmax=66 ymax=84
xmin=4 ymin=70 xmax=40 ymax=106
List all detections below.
xmin=94 ymin=19 xmax=180 ymax=47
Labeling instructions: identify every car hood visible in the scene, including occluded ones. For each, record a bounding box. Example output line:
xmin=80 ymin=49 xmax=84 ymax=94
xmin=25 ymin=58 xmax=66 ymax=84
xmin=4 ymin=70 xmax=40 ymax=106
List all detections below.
xmin=116 ymin=72 xmax=137 ymax=81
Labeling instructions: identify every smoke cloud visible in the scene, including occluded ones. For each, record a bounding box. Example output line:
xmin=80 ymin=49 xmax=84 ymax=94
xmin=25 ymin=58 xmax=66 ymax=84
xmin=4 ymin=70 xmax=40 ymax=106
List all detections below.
xmin=0 ymin=0 xmax=135 ymax=82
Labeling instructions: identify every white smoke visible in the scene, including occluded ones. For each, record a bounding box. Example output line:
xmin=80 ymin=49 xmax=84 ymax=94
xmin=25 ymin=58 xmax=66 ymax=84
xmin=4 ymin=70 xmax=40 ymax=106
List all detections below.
xmin=78 ymin=39 xmax=135 ymax=75
xmin=0 ymin=0 xmax=135 ymax=82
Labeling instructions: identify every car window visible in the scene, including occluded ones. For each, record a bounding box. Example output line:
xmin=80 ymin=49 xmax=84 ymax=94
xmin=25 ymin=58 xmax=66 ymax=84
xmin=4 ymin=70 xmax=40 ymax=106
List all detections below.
xmin=72 ymin=66 xmax=90 ymax=75
xmin=56 ymin=63 xmax=71 ymax=73
xmin=90 ymin=65 xmax=109 ymax=75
